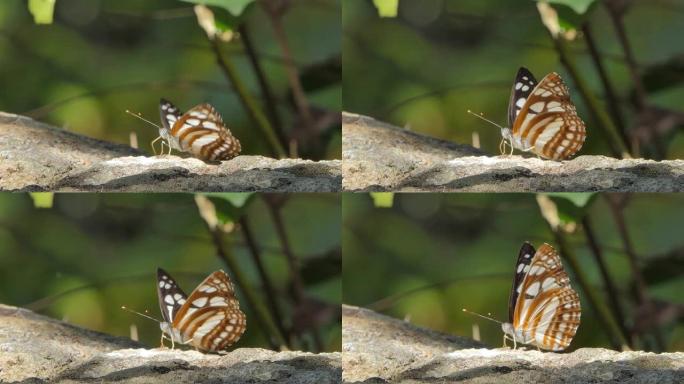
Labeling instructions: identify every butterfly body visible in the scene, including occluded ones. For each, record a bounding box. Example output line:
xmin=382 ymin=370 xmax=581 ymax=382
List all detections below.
xmin=502 ymin=242 xmax=581 ymax=351
xmin=157 ymin=268 xmax=246 ymax=352
xmin=158 ymin=99 xmax=241 ymax=162
xmin=504 ymin=67 xmax=586 ymax=160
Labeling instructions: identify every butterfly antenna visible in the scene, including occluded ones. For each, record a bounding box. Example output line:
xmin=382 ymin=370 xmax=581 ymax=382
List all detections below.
xmin=125 ymin=110 xmax=163 ymax=130
xmin=467 ymin=110 xmax=505 ymax=130
xmin=462 ymin=308 xmax=503 ymax=325
xmin=121 ymin=305 xmax=162 ymax=323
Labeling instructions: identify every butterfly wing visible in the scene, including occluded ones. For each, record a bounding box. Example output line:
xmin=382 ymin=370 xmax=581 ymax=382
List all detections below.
xmin=512 ymin=243 xmax=581 ymax=350
xmin=508 ymin=242 xmax=537 ymax=324
xmin=511 ymin=72 xmax=586 ymax=160
xmin=169 ymin=103 xmax=241 ymax=161
xmin=157 ymin=268 xmax=189 ymax=324
xmin=508 ymin=67 xmax=538 ymax=128
xmin=170 ymin=270 xmax=246 ymax=352
xmin=159 ymin=99 xmax=182 ymax=132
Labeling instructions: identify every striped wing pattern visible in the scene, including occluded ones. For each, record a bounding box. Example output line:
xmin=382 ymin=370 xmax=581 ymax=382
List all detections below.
xmin=505 ymin=243 xmax=581 ymax=351
xmin=507 ymin=68 xmax=586 ymax=160
xmin=157 ymin=268 xmax=246 ymax=352
xmin=159 ymin=99 xmax=241 ymax=162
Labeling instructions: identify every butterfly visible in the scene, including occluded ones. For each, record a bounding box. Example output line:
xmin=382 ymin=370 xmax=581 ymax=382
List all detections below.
xmin=501 ymin=242 xmax=581 ymax=351
xmin=156 ymin=98 xmax=241 ymax=162
xmin=157 ymin=268 xmax=246 ymax=352
xmin=500 ymin=67 xmax=586 ymax=160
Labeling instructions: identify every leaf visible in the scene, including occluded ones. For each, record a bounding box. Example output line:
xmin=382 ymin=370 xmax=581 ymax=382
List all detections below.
xmin=203 ymin=193 xmax=254 ymax=208
xmin=545 ymin=193 xmax=595 ymax=208
xmin=180 ymin=0 xmax=256 ymax=17
xmin=28 ymin=0 xmax=56 ymax=24
xmin=543 ymin=0 xmax=597 ymax=15
xmin=370 ymin=193 xmax=394 ymax=208
xmin=29 ymin=193 xmax=54 ymax=208
xmin=372 ymin=0 xmax=399 ymax=18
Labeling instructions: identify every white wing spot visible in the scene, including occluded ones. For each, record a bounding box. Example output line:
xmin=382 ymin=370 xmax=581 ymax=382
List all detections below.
xmin=515 ymin=82 xmax=523 ymax=90
xmin=164 ymin=295 xmax=174 ymax=304
xmin=516 ymin=98 xmax=526 ymax=108
xmin=193 ymin=297 xmax=208 ymax=307
xmin=517 ymin=263 xmax=525 ymax=273
xmin=521 ymin=85 xmax=529 ymax=92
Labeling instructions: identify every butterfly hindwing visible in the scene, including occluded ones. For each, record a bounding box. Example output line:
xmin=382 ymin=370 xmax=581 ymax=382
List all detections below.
xmin=505 ymin=68 xmax=586 ymax=160
xmin=511 ymin=243 xmax=581 ymax=351
xmin=507 ymin=67 xmax=538 ymax=128
xmin=167 ymin=102 xmax=241 ymax=162
xmin=156 ymin=268 xmax=189 ymax=324
xmin=164 ymin=270 xmax=246 ymax=352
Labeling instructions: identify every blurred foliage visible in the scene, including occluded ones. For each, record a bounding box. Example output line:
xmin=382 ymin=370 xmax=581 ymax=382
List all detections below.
xmin=343 ymin=0 xmax=684 ymax=160
xmin=343 ymin=193 xmax=684 ymax=352
xmin=0 ymin=193 xmax=341 ymax=352
xmin=1 ymin=0 xmax=341 ymax=160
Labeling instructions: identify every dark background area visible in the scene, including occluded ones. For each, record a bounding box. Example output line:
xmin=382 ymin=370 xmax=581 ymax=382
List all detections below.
xmin=343 ymin=193 xmax=684 ymax=352
xmin=343 ymin=0 xmax=684 ymax=160
xmin=0 ymin=0 xmax=341 ymax=160
xmin=0 ymin=193 xmax=341 ymax=352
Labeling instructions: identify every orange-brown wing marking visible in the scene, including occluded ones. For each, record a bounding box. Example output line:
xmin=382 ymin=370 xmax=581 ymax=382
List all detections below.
xmin=512 ymin=73 xmax=586 ymax=160
xmin=172 ymin=270 xmax=246 ymax=352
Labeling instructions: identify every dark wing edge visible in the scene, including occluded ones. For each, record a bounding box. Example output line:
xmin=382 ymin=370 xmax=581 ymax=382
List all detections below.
xmin=507 ymin=67 xmax=538 ymax=127
xmin=508 ymin=242 xmax=536 ymax=323
xmin=156 ymin=267 xmax=189 ymax=323
xmin=159 ymin=98 xmax=182 ymax=131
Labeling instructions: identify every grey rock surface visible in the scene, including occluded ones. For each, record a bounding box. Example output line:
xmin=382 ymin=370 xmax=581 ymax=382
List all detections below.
xmin=0 ymin=112 xmax=341 ymax=192
xmin=0 ymin=304 xmax=341 ymax=383
xmin=342 ymin=304 xmax=684 ymax=383
xmin=342 ymin=112 xmax=684 ymax=192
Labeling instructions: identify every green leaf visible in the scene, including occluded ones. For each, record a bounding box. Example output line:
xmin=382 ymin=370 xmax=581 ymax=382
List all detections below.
xmin=28 ymin=0 xmax=56 ymax=24
xmin=203 ymin=193 xmax=254 ymax=208
xmin=372 ymin=0 xmax=399 ymax=18
xmin=29 ymin=193 xmax=54 ymax=208
xmin=370 ymin=193 xmax=394 ymax=208
xmin=180 ymin=0 xmax=256 ymax=16
xmin=545 ymin=193 xmax=595 ymax=208
xmin=543 ymin=0 xmax=597 ymax=15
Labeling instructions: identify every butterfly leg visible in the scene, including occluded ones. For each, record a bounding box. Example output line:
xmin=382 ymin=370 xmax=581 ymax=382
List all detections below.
xmin=150 ymin=136 xmax=162 ymax=156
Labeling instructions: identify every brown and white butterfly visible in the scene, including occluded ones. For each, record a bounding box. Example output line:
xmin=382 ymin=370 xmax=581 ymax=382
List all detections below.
xmin=156 ymin=98 xmax=241 ymax=162
xmin=157 ymin=268 xmax=246 ymax=352
xmin=502 ymin=242 xmax=581 ymax=351
xmin=501 ymin=67 xmax=586 ymax=160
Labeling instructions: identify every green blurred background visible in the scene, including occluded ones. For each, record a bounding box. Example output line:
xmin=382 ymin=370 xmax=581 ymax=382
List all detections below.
xmin=343 ymin=193 xmax=684 ymax=352
xmin=0 ymin=193 xmax=341 ymax=352
xmin=343 ymin=0 xmax=684 ymax=160
xmin=0 ymin=0 xmax=341 ymax=160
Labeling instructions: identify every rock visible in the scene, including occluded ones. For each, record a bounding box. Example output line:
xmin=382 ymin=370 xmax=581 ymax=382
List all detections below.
xmin=342 ymin=304 xmax=684 ymax=383
xmin=0 ymin=112 xmax=341 ymax=192
xmin=0 ymin=304 xmax=341 ymax=383
xmin=342 ymin=112 xmax=684 ymax=192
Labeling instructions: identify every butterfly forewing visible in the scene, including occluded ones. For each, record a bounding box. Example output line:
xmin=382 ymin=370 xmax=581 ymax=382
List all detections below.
xmin=507 ymin=69 xmax=586 ymax=160
xmin=159 ymin=269 xmax=246 ymax=352
xmin=509 ymin=243 xmax=581 ymax=351
xmin=157 ymin=268 xmax=189 ymax=324
xmin=168 ymin=103 xmax=241 ymax=162
xmin=508 ymin=67 xmax=538 ymax=128
xmin=508 ymin=242 xmax=536 ymax=324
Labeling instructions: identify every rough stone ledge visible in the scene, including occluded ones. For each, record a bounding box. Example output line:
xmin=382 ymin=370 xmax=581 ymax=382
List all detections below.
xmin=0 ymin=111 xmax=341 ymax=192
xmin=342 ymin=112 xmax=684 ymax=192
xmin=0 ymin=303 xmax=341 ymax=383
xmin=342 ymin=304 xmax=684 ymax=383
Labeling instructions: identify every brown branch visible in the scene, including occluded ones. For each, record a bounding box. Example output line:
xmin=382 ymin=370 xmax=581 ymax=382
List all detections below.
xmin=238 ymin=24 xmax=287 ymax=147
xmin=582 ymin=22 xmax=630 ymax=152
xmin=239 ymin=216 xmax=290 ymax=346
xmin=581 ymin=215 xmax=632 ymax=347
